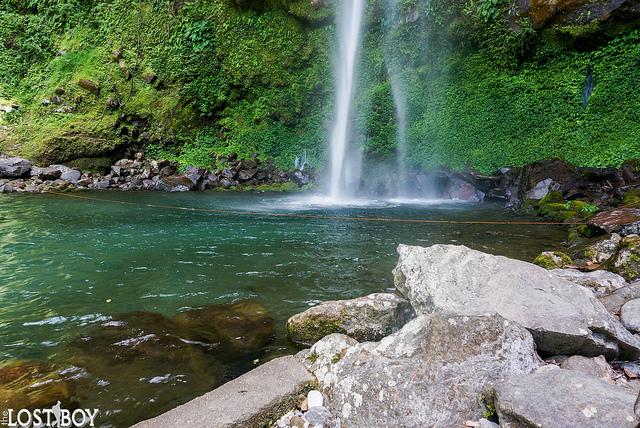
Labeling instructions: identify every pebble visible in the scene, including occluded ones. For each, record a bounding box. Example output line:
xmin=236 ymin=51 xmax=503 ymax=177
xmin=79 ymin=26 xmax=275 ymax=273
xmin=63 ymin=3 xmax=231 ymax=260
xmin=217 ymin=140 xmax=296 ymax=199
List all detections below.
xmin=304 ymin=406 xmax=332 ymax=426
xmin=307 ymin=390 xmax=323 ymax=408
xmin=299 ymin=397 xmax=308 ymax=412
xmin=290 ymin=415 xmax=305 ymax=428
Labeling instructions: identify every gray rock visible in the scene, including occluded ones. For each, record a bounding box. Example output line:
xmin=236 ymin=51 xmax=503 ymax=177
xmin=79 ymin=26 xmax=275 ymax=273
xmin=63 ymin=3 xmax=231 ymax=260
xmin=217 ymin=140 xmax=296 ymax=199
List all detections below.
xmin=393 ymin=244 xmax=640 ymax=359
xmin=111 ymin=165 xmax=130 ymax=177
xmin=491 ymin=366 xmax=638 ymax=427
xmin=132 ymin=356 xmax=313 ymax=428
xmin=301 ymin=314 xmax=540 ymax=427
xmin=60 ymin=169 xmax=81 ymax=183
xmin=611 ymin=235 xmax=640 ymax=282
xmin=578 ymin=233 xmax=622 ymax=265
xmin=0 ymin=157 xmax=31 ymax=178
xmin=525 ymin=178 xmax=558 ymax=200
xmin=49 ymin=164 xmax=72 ymax=174
xmin=238 ymin=169 xmax=257 ymax=182
xmin=222 ymin=168 xmax=236 ymax=180
xmin=304 ymin=406 xmax=332 ymax=426
xmin=550 ymin=268 xmax=627 ymax=297
xmin=621 ymin=221 xmax=640 ymax=236
xmin=444 ymin=176 xmax=485 ymax=202
xmin=156 ymin=175 xmax=194 ymax=192
xmin=621 ymin=298 xmax=640 ymax=333
xmin=598 ymin=281 xmax=640 ymax=315
xmin=184 ymin=166 xmax=204 ymax=186
xmin=0 ymin=182 xmax=15 ymax=193
xmin=559 ymin=355 xmax=615 ymax=383
xmin=478 ymin=419 xmax=499 ymax=428
xmin=287 ymin=293 xmax=415 ymax=346
xmin=91 ymin=180 xmax=111 ymax=190
xmin=220 ymin=178 xmax=236 ymax=189
xmin=76 ymin=178 xmax=93 ymax=187
xmin=30 ymin=166 xmax=62 ymax=180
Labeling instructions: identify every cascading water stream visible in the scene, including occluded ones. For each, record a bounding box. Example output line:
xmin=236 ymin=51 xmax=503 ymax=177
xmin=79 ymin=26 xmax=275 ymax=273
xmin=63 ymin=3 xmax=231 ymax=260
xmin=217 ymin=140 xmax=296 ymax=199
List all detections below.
xmin=388 ymin=64 xmax=409 ymax=196
xmin=384 ymin=0 xmax=416 ymax=198
xmin=327 ymin=0 xmax=365 ymax=201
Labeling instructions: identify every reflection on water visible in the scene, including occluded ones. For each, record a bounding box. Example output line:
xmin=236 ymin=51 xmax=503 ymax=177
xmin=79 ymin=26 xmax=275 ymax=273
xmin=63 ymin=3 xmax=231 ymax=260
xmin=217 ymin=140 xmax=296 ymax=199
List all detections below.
xmin=0 ymin=192 xmax=568 ymax=426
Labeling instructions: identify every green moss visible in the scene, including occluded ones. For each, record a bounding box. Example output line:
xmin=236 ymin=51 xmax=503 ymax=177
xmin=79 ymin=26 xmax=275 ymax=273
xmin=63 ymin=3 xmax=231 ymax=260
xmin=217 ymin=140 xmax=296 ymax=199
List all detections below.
xmin=2 ymin=1 xmax=640 ymax=173
xmin=533 ymin=251 xmax=573 ymax=269
xmin=624 ymin=189 xmax=640 ymax=208
xmin=537 ymin=203 xmax=577 ymax=221
xmin=66 ymin=157 xmax=114 ymax=173
xmin=287 ymin=315 xmax=347 ymax=346
xmin=254 ymin=182 xmax=302 ymax=192
xmin=539 ymin=191 xmax=564 ymax=205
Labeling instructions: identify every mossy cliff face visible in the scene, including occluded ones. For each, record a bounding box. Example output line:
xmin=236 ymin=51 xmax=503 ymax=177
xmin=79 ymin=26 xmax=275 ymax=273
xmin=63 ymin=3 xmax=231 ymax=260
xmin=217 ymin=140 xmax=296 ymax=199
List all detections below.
xmin=1 ymin=0 xmax=639 ymax=173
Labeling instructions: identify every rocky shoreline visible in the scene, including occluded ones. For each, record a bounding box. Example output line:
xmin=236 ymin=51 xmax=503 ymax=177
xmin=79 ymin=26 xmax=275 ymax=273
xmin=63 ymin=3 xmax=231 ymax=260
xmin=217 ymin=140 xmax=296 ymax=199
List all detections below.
xmin=136 ymin=242 xmax=640 ymax=427
xmin=0 ymin=153 xmax=314 ymax=193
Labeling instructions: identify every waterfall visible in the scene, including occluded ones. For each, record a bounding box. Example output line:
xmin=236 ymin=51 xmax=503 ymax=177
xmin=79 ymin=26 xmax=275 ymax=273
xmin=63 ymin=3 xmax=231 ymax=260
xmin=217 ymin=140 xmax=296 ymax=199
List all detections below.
xmin=384 ymin=0 xmax=414 ymax=197
xmin=327 ymin=0 xmax=365 ymax=201
xmin=389 ymin=65 xmax=409 ymax=196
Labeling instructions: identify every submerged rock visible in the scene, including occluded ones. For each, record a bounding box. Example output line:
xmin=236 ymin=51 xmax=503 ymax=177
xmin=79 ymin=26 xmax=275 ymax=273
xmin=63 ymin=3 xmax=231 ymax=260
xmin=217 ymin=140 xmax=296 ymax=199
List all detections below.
xmin=300 ymin=314 xmax=540 ymax=427
xmin=69 ymin=311 xmax=205 ymax=364
xmin=0 ymin=361 xmax=79 ymax=412
xmin=286 ymin=293 xmax=415 ymax=346
xmin=173 ymin=300 xmax=274 ymax=352
xmin=550 ymin=268 xmax=627 ymax=297
xmin=490 ymin=366 xmax=637 ymax=427
xmin=393 ymin=244 xmax=640 ymax=359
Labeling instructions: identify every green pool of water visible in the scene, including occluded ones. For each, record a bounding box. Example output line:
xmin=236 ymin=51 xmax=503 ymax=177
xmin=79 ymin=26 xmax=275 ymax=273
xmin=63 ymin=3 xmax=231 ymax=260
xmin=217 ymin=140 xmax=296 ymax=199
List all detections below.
xmin=0 ymin=192 xmax=567 ymax=427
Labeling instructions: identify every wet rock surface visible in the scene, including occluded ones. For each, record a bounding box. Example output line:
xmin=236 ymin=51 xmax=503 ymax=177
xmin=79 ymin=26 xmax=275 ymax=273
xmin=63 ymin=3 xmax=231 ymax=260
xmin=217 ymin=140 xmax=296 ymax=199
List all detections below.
xmin=588 ymin=208 xmax=640 ymax=234
xmin=0 ymin=361 xmax=81 ymax=413
xmin=393 ymin=244 xmax=640 ymax=359
xmin=286 ymin=293 xmax=415 ymax=346
xmin=173 ymin=300 xmax=274 ymax=352
xmin=490 ymin=366 xmax=638 ymax=427
xmin=298 ymin=314 xmax=540 ymax=427
xmin=58 ymin=300 xmax=274 ymax=426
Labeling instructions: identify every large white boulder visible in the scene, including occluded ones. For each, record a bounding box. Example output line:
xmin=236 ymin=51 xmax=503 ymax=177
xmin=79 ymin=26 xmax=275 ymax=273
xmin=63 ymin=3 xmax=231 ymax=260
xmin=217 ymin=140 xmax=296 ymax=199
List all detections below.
xmin=299 ymin=314 xmax=540 ymax=427
xmin=393 ymin=244 xmax=640 ymax=359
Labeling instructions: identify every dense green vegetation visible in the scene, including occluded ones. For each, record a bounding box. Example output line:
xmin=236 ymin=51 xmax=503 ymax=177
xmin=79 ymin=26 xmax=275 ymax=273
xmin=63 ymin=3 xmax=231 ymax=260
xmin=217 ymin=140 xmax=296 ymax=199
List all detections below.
xmin=1 ymin=0 xmax=639 ymax=173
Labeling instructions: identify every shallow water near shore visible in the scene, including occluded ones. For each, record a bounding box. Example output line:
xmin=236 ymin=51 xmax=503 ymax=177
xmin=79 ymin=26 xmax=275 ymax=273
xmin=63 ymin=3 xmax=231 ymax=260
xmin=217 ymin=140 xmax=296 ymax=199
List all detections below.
xmin=0 ymin=191 xmax=567 ymax=427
